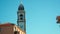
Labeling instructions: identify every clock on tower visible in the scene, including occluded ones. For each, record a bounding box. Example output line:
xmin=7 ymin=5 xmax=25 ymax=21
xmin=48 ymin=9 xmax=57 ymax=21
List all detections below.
xmin=17 ymin=3 xmax=26 ymax=32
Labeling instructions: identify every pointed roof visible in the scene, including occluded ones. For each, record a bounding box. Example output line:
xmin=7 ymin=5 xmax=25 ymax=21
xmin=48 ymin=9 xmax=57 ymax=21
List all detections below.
xmin=0 ymin=23 xmax=15 ymax=27
xmin=18 ymin=1 xmax=24 ymax=10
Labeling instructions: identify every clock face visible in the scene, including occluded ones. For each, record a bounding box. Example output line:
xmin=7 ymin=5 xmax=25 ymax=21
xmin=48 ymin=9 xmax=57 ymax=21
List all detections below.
xmin=19 ymin=22 xmax=24 ymax=30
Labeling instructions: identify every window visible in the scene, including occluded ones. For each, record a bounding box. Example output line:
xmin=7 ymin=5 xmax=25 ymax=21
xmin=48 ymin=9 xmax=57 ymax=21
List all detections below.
xmin=20 ymin=18 xmax=23 ymax=20
xmin=14 ymin=31 xmax=19 ymax=34
xmin=20 ymin=14 xmax=23 ymax=17
xmin=0 ymin=28 xmax=2 ymax=32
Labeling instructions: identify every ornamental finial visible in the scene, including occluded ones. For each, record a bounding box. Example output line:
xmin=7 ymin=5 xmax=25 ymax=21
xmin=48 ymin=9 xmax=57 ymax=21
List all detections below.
xmin=20 ymin=0 xmax=23 ymax=4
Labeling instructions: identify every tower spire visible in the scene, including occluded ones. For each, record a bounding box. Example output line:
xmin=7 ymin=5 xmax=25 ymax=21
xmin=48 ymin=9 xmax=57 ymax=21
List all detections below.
xmin=18 ymin=0 xmax=24 ymax=10
xmin=17 ymin=0 xmax=26 ymax=32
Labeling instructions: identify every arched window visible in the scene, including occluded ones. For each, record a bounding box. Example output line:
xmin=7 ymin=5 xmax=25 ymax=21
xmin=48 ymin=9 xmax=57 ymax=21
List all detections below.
xmin=20 ymin=14 xmax=23 ymax=17
xmin=14 ymin=31 xmax=19 ymax=34
xmin=20 ymin=18 xmax=23 ymax=20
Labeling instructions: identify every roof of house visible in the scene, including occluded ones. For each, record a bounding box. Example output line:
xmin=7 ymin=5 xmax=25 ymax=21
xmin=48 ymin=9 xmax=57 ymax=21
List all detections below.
xmin=0 ymin=22 xmax=15 ymax=27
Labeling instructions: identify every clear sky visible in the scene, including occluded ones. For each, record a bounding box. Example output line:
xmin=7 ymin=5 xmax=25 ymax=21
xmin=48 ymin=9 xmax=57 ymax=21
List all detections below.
xmin=0 ymin=0 xmax=60 ymax=34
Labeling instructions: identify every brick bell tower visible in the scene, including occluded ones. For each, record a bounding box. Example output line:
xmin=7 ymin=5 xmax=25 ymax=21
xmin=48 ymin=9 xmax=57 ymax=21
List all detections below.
xmin=17 ymin=2 xmax=26 ymax=32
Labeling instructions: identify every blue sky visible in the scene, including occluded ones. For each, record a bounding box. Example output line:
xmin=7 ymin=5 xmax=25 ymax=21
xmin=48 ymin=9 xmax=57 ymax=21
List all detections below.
xmin=0 ymin=0 xmax=60 ymax=34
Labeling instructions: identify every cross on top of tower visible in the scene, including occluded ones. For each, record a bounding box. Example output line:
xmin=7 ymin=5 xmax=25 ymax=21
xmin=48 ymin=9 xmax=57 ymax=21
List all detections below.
xmin=20 ymin=0 xmax=23 ymax=4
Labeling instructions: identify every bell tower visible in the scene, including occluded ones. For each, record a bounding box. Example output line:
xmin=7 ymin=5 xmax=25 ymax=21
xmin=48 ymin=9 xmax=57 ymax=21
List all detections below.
xmin=17 ymin=2 xmax=26 ymax=32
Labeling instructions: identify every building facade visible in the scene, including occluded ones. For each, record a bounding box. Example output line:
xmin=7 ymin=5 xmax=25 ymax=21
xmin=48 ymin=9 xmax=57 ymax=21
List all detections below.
xmin=0 ymin=23 xmax=26 ymax=34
